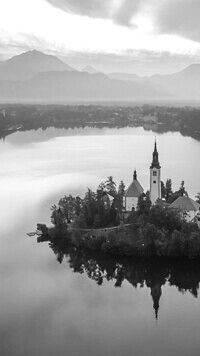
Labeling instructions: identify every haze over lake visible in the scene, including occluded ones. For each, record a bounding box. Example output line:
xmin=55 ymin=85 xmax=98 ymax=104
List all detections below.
xmin=1 ymin=126 xmax=200 ymax=356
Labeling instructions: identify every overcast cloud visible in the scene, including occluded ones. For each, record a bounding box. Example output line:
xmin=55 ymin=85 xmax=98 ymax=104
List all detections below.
xmin=46 ymin=0 xmax=143 ymax=26
xmin=45 ymin=0 xmax=200 ymax=42
xmin=156 ymin=0 xmax=200 ymax=42
xmin=1 ymin=0 xmax=200 ymax=75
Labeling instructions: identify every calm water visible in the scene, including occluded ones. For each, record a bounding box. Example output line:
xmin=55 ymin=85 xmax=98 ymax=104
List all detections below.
xmin=1 ymin=126 xmax=200 ymax=356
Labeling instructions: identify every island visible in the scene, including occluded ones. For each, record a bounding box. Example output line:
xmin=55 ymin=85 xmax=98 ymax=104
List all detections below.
xmin=34 ymin=143 xmax=200 ymax=259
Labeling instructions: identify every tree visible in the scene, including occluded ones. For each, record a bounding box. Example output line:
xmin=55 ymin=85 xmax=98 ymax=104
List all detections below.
xmin=82 ymin=188 xmax=97 ymax=228
xmin=51 ymin=205 xmax=65 ymax=228
xmin=137 ymin=191 xmax=151 ymax=216
xmin=161 ymin=181 xmax=166 ymax=199
xmin=165 ymin=179 xmax=173 ymax=202
xmin=74 ymin=196 xmax=83 ymax=216
xmin=105 ymin=176 xmax=117 ymax=196
xmin=58 ymin=195 xmax=75 ymax=222
xmin=178 ymin=181 xmax=188 ymax=197
xmin=115 ymin=180 xmax=126 ymax=213
xmin=97 ymin=181 xmax=106 ymax=193
xmin=170 ymin=181 xmax=188 ymax=203
xmin=148 ymin=205 xmax=181 ymax=232
xmin=196 ymin=192 xmax=200 ymax=204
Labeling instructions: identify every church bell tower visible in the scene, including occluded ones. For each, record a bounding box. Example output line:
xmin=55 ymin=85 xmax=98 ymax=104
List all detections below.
xmin=150 ymin=140 xmax=161 ymax=204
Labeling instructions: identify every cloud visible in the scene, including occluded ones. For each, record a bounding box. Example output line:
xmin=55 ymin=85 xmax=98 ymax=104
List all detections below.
xmin=155 ymin=0 xmax=200 ymax=42
xmin=45 ymin=0 xmax=142 ymax=26
xmin=114 ymin=0 xmax=142 ymax=26
xmin=45 ymin=0 xmax=200 ymax=41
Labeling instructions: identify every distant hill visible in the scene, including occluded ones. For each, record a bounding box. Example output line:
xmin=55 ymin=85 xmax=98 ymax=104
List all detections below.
xmin=82 ymin=65 xmax=101 ymax=74
xmin=108 ymin=64 xmax=200 ymax=100
xmin=0 ymin=70 xmax=163 ymax=103
xmin=145 ymin=64 xmax=200 ymax=100
xmin=0 ymin=50 xmax=200 ymax=102
xmin=108 ymin=72 xmax=141 ymax=82
xmin=0 ymin=50 xmax=74 ymax=81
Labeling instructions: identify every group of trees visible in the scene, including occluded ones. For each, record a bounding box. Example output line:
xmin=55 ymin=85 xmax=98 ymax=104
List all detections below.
xmin=161 ymin=178 xmax=200 ymax=206
xmin=128 ymin=190 xmax=182 ymax=232
xmin=51 ymin=176 xmax=126 ymax=229
xmin=161 ymin=179 xmax=188 ymax=203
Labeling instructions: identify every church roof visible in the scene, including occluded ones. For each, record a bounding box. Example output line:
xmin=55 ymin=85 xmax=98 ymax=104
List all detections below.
xmin=125 ymin=177 xmax=144 ymax=198
xmin=150 ymin=140 xmax=161 ymax=169
xmin=170 ymin=196 xmax=200 ymax=211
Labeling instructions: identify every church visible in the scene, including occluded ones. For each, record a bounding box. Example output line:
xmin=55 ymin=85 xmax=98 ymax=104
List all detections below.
xmin=124 ymin=141 xmax=161 ymax=211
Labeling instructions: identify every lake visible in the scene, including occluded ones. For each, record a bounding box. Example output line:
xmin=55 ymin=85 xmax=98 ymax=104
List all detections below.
xmin=1 ymin=126 xmax=200 ymax=356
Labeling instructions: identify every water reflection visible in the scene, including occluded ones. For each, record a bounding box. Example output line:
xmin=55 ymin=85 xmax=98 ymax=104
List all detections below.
xmin=39 ymin=238 xmax=200 ymax=320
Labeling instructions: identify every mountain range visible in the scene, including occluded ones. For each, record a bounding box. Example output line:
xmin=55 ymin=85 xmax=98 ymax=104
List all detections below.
xmin=0 ymin=50 xmax=200 ymax=102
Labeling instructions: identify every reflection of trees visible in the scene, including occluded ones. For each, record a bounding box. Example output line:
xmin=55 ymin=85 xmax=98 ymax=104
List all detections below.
xmin=47 ymin=240 xmax=200 ymax=319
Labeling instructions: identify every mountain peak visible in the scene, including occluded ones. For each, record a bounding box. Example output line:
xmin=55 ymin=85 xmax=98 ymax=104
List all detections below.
xmin=0 ymin=50 xmax=74 ymax=80
xmin=82 ymin=65 xmax=100 ymax=74
xmin=180 ymin=63 xmax=200 ymax=75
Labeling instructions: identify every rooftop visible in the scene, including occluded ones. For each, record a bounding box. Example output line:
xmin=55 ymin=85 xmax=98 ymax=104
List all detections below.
xmin=170 ymin=196 xmax=200 ymax=211
xmin=125 ymin=172 xmax=144 ymax=198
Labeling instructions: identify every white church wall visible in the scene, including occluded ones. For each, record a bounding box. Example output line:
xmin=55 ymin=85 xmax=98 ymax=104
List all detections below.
xmin=125 ymin=197 xmax=138 ymax=211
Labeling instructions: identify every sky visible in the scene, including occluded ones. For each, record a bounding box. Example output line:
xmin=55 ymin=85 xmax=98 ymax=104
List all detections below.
xmin=1 ymin=0 xmax=200 ymax=75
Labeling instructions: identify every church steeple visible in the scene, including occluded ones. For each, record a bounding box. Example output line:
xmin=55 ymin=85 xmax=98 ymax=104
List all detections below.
xmin=133 ymin=169 xmax=137 ymax=180
xmin=151 ymin=284 xmax=162 ymax=320
xmin=150 ymin=140 xmax=161 ymax=204
xmin=150 ymin=140 xmax=161 ymax=169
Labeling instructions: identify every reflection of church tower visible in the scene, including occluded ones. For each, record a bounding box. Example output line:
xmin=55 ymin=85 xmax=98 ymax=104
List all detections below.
xmin=151 ymin=284 xmax=162 ymax=320
xmin=150 ymin=140 xmax=161 ymax=204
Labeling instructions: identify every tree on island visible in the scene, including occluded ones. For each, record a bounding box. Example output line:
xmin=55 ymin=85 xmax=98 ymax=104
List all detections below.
xmin=51 ymin=205 xmax=65 ymax=229
xmin=169 ymin=180 xmax=188 ymax=203
xmin=105 ymin=176 xmax=117 ymax=196
xmin=165 ymin=179 xmax=173 ymax=202
xmin=161 ymin=179 xmax=189 ymax=204
xmin=137 ymin=191 xmax=152 ymax=216
xmin=196 ymin=193 xmax=200 ymax=204
xmin=115 ymin=180 xmax=126 ymax=214
xmin=161 ymin=181 xmax=166 ymax=200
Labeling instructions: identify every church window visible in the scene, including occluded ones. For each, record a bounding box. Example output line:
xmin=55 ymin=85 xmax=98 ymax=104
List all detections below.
xmin=153 ymin=180 xmax=156 ymax=184
xmin=153 ymin=171 xmax=157 ymax=176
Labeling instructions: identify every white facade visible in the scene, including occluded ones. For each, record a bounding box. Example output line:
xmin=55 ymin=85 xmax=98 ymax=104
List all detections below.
xmin=150 ymin=167 xmax=161 ymax=205
xmin=124 ymin=196 xmax=138 ymax=211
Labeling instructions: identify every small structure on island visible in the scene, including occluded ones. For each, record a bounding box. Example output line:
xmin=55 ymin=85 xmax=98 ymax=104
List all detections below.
xmin=123 ymin=170 xmax=144 ymax=211
xmin=170 ymin=196 xmax=200 ymax=223
xmin=150 ymin=140 xmax=161 ymax=205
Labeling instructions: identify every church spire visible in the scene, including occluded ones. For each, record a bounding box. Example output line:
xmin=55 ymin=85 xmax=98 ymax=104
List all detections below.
xmin=151 ymin=284 xmax=162 ymax=320
xmin=150 ymin=139 xmax=161 ymax=169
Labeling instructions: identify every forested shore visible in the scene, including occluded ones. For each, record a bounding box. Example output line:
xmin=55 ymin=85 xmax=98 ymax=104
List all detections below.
xmin=1 ymin=104 xmax=200 ymax=141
